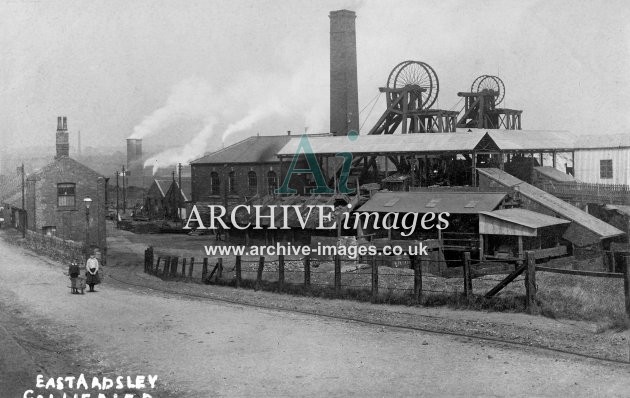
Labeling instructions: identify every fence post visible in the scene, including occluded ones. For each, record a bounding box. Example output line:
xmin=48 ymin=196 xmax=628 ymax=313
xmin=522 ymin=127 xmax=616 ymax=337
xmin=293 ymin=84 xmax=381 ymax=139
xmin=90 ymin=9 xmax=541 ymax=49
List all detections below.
xmin=188 ymin=258 xmax=194 ymax=278
xmin=155 ymin=257 xmax=161 ymax=275
xmin=181 ymin=258 xmax=187 ymax=277
xmin=235 ymin=255 xmax=242 ymax=288
xmin=217 ymin=258 xmax=223 ymax=280
xmin=163 ymin=256 xmax=171 ymax=278
xmin=202 ymin=258 xmax=208 ymax=282
xmin=412 ymin=255 xmax=422 ymax=304
xmin=623 ymin=256 xmax=630 ymax=317
xmin=525 ymin=251 xmax=538 ymax=314
xmin=371 ymin=256 xmax=378 ymax=303
xmin=256 ymin=256 xmax=265 ymax=290
xmin=147 ymin=246 xmax=154 ymax=273
xmin=278 ymin=254 xmax=285 ymax=285
xmin=463 ymin=251 xmax=472 ymax=299
xmin=172 ymin=257 xmax=179 ymax=277
xmin=334 ymin=255 xmax=341 ymax=295
xmin=303 ymin=255 xmax=311 ymax=289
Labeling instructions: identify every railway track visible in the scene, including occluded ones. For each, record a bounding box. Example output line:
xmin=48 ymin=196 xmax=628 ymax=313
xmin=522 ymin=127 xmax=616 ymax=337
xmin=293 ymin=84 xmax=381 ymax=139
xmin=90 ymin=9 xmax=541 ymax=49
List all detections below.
xmin=107 ymin=271 xmax=630 ymax=366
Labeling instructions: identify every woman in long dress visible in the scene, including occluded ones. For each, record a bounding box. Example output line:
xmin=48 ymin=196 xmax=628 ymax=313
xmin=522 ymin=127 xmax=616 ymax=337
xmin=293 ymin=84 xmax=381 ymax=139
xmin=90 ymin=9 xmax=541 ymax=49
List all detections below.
xmin=85 ymin=253 xmax=100 ymax=292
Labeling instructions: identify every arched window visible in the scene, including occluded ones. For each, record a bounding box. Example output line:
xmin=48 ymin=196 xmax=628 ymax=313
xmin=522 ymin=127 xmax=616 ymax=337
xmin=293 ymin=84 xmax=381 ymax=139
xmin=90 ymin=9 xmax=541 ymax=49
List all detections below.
xmin=210 ymin=172 xmax=220 ymax=196
xmin=267 ymin=171 xmax=277 ymax=195
xmin=228 ymin=171 xmax=236 ymax=193
xmin=248 ymin=171 xmax=257 ymax=194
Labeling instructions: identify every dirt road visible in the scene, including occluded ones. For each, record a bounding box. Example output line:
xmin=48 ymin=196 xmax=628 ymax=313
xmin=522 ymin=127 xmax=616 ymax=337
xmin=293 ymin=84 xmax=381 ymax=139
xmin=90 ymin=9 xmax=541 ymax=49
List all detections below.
xmin=1 ymin=237 xmax=629 ymax=397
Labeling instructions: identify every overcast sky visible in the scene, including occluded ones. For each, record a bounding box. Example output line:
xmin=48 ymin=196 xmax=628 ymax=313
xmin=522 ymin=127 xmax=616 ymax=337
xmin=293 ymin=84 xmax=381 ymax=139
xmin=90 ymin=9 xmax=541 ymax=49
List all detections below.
xmin=1 ymin=0 xmax=628 ymax=169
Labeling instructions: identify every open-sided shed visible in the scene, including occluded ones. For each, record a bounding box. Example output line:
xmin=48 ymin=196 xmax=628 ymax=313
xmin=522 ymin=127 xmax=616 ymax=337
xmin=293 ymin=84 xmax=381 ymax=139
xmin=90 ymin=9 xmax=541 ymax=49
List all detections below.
xmin=479 ymin=208 xmax=570 ymax=260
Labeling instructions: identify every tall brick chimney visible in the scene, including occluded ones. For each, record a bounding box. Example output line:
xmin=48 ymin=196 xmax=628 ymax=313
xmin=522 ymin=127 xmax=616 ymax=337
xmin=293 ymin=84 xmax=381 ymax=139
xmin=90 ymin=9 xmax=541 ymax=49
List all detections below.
xmin=330 ymin=9 xmax=359 ymax=136
xmin=55 ymin=116 xmax=69 ymax=159
xmin=126 ymin=138 xmax=144 ymax=187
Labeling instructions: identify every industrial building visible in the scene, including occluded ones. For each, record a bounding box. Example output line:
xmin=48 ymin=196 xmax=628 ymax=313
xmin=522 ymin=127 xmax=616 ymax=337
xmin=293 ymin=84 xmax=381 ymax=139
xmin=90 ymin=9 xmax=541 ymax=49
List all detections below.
xmin=180 ymin=8 xmax=626 ymax=265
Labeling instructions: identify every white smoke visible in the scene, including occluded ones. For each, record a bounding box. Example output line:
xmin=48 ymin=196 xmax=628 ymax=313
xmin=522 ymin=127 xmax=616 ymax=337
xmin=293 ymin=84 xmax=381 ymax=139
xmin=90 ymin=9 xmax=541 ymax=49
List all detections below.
xmin=130 ymin=77 xmax=216 ymax=140
xmin=221 ymin=99 xmax=288 ymax=142
xmin=134 ymin=48 xmax=328 ymax=175
xmin=144 ymin=118 xmax=217 ymax=175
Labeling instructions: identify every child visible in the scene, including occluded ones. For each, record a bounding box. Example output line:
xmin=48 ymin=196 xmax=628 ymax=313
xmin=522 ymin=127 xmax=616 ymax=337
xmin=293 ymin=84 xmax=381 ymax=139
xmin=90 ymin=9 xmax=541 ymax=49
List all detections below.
xmin=69 ymin=261 xmax=80 ymax=294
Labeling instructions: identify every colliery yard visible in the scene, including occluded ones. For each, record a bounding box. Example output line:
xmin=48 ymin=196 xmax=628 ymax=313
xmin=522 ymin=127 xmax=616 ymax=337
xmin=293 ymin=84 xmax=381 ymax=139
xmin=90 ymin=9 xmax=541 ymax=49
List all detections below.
xmin=1 ymin=4 xmax=629 ymax=397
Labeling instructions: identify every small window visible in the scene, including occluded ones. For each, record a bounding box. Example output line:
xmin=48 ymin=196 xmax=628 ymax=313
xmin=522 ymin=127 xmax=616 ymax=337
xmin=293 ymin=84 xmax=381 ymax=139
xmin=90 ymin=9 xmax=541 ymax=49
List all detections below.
xmin=600 ymin=159 xmax=613 ymax=179
xmin=57 ymin=183 xmax=76 ymax=207
xmin=210 ymin=172 xmax=220 ymax=195
xmin=267 ymin=171 xmax=277 ymax=195
xmin=248 ymin=171 xmax=257 ymax=195
xmin=228 ymin=171 xmax=236 ymax=193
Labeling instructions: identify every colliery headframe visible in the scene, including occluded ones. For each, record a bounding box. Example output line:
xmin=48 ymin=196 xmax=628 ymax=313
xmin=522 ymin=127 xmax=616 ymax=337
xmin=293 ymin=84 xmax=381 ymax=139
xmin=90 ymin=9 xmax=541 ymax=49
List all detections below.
xmin=368 ymin=61 xmax=522 ymax=136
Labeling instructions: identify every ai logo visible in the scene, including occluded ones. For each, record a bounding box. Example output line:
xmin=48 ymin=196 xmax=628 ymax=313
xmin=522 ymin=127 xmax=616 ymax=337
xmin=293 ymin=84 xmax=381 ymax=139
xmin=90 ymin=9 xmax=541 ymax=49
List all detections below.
xmin=276 ymin=132 xmax=358 ymax=195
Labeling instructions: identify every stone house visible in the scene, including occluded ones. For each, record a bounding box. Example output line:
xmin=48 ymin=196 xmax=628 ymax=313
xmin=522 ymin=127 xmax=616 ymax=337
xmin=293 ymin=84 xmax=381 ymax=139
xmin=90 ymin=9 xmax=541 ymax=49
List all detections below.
xmin=21 ymin=117 xmax=107 ymax=255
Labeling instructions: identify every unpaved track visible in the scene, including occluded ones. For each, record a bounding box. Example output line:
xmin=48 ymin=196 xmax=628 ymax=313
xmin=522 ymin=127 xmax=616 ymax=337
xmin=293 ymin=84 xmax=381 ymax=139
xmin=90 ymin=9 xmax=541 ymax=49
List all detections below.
xmin=1 ymin=238 xmax=630 ymax=397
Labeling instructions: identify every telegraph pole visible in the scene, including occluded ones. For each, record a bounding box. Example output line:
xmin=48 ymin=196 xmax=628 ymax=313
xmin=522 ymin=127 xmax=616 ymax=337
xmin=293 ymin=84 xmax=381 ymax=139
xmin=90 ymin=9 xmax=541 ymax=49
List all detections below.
xmin=20 ymin=163 xmax=25 ymax=238
xmin=122 ymin=165 xmax=127 ymax=212
xmin=178 ymin=163 xmax=182 ymax=223
xmin=115 ymin=171 xmax=120 ymax=228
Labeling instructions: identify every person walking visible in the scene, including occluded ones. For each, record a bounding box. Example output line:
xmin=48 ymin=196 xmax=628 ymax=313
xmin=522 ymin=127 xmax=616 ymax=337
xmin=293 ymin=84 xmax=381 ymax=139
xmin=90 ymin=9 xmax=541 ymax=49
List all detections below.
xmin=85 ymin=253 xmax=101 ymax=292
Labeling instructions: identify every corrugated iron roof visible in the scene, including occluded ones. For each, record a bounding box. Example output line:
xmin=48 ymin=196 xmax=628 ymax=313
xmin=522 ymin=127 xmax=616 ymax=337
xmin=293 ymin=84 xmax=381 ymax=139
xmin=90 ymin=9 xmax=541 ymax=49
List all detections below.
xmin=574 ymin=134 xmax=630 ymax=149
xmin=486 ymin=130 xmax=575 ymax=151
xmin=534 ymin=166 xmax=576 ymax=182
xmin=480 ymin=208 xmax=570 ymax=229
xmin=191 ymin=135 xmax=292 ymax=164
xmin=477 ymin=168 xmax=624 ymax=239
xmin=604 ymin=204 xmax=630 ymax=217
xmin=277 ymin=132 xmax=486 ymax=156
xmin=359 ymin=191 xmax=506 ymax=214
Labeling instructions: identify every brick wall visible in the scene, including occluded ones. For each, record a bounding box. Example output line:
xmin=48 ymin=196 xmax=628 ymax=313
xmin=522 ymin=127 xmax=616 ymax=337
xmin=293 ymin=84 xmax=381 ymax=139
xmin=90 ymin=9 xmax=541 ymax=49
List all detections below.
xmin=25 ymin=157 xmax=107 ymax=252
xmin=192 ymin=162 xmax=284 ymax=204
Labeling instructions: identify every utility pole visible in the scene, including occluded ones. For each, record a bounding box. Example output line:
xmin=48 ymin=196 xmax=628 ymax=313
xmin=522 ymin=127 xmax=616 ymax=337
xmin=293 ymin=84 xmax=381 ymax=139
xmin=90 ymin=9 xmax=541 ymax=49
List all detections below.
xmin=115 ymin=171 xmax=120 ymax=228
xmin=178 ymin=163 xmax=182 ymax=223
xmin=20 ymin=163 xmax=25 ymax=238
xmin=122 ymin=165 xmax=127 ymax=212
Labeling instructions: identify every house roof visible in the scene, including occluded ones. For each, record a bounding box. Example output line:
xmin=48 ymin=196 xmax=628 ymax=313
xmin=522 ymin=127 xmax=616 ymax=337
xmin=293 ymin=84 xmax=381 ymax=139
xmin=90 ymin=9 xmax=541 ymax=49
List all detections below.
xmin=479 ymin=208 xmax=570 ymax=229
xmin=534 ymin=166 xmax=576 ymax=182
xmin=358 ymin=191 xmax=507 ymax=214
xmin=191 ymin=135 xmax=292 ymax=164
xmin=477 ymin=168 xmax=624 ymax=239
xmin=173 ymin=177 xmax=192 ymax=201
xmin=32 ymin=157 xmax=105 ymax=179
xmin=150 ymin=179 xmax=171 ymax=197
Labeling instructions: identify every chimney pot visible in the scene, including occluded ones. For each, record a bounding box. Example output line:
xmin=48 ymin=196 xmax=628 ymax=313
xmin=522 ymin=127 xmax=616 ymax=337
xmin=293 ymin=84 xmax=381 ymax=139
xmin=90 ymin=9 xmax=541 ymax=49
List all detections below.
xmin=55 ymin=116 xmax=69 ymax=159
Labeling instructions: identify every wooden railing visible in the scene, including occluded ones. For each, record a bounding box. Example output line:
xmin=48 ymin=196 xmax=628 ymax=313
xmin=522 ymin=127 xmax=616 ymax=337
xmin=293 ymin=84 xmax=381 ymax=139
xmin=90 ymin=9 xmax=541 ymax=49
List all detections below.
xmin=537 ymin=181 xmax=630 ymax=205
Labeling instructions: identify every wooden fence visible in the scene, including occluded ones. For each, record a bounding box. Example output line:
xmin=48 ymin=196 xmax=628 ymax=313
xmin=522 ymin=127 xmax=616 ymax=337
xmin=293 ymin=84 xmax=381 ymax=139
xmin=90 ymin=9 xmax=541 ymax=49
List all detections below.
xmin=143 ymin=246 xmax=475 ymax=304
xmin=143 ymin=246 xmax=630 ymax=316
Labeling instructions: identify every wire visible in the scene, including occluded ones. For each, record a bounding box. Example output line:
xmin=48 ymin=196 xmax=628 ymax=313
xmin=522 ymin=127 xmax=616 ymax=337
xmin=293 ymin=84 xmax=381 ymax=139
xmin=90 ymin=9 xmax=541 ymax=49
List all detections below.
xmin=359 ymin=92 xmax=382 ymax=132
xmin=359 ymin=92 xmax=382 ymax=115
